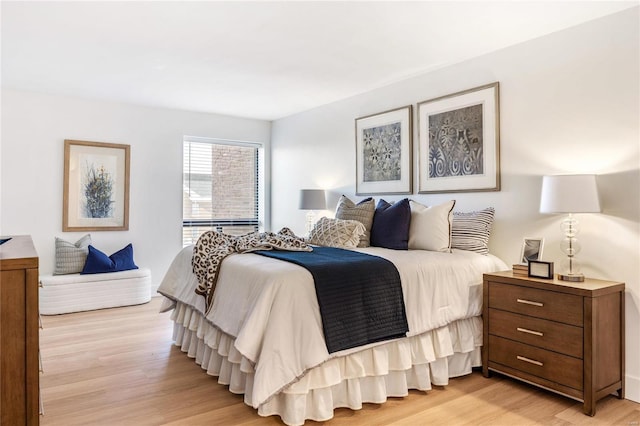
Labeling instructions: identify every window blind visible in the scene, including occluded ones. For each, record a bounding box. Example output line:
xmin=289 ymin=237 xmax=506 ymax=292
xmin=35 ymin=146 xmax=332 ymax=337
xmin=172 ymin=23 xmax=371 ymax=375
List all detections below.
xmin=182 ymin=138 xmax=260 ymax=246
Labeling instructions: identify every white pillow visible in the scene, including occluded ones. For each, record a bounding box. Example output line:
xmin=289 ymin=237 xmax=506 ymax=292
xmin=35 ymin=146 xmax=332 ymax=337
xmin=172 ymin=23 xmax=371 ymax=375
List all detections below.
xmin=308 ymin=217 xmax=366 ymax=249
xmin=408 ymin=200 xmax=455 ymax=252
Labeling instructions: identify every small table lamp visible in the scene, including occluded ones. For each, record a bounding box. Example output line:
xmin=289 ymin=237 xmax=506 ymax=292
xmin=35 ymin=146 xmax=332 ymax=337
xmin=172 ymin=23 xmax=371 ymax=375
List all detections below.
xmin=539 ymin=174 xmax=601 ymax=282
xmin=299 ymin=189 xmax=326 ymax=235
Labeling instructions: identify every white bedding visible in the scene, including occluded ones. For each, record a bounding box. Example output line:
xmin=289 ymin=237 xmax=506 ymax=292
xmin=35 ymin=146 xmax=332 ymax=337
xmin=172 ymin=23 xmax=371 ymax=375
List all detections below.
xmin=158 ymin=245 xmax=507 ymax=419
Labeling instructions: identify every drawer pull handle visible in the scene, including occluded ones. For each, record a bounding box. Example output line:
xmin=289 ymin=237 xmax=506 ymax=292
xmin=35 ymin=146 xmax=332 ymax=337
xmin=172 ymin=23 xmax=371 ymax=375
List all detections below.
xmin=517 ymin=298 xmax=543 ymax=307
xmin=517 ymin=327 xmax=543 ymax=336
xmin=517 ymin=355 xmax=543 ymax=366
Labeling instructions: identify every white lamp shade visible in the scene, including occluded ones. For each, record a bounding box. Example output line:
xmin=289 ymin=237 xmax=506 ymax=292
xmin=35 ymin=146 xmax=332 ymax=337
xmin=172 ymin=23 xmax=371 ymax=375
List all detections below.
xmin=299 ymin=189 xmax=326 ymax=210
xmin=540 ymin=174 xmax=601 ymax=214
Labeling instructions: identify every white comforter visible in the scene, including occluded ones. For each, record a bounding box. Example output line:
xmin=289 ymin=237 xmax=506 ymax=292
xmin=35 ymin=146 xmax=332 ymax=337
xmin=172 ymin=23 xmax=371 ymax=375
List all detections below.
xmin=157 ymin=246 xmax=507 ymax=408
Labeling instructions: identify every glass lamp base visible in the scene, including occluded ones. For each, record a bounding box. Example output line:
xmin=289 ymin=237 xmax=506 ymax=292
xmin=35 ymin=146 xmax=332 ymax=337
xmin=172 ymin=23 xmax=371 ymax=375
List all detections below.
xmin=558 ymin=272 xmax=585 ymax=282
xmin=305 ymin=211 xmax=316 ymax=236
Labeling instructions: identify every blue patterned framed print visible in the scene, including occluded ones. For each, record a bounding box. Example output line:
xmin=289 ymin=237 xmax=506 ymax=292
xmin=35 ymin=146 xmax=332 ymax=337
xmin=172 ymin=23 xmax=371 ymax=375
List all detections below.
xmin=355 ymin=105 xmax=412 ymax=195
xmin=418 ymin=82 xmax=500 ymax=193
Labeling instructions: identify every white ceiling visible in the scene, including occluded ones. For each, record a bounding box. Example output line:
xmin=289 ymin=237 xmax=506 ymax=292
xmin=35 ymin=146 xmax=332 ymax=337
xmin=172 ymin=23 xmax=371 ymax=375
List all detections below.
xmin=2 ymin=1 xmax=637 ymax=121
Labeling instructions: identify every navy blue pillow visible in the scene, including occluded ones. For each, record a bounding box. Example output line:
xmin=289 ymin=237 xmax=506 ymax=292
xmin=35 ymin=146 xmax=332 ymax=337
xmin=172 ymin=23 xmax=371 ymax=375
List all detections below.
xmin=81 ymin=244 xmax=139 ymax=274
xmin=370 ymin=198 xmax=411 ymax=250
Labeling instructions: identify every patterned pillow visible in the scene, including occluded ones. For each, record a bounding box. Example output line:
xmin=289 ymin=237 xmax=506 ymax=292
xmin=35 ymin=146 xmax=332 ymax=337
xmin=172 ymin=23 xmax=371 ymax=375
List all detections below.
xmin=335 ymin=195 xmax=375 ymax=247
xmin=370 ymin=198 xmax=411 ymax=250
xmin=308 ymin=217 xmax=366 ymax=249
xmin=451 ymin=208 xmax=495 ymax=255
xmin=408 ymin=200 xmax=455 ymax=252
xmin=54 ymin=234 xmax=91 ymax=275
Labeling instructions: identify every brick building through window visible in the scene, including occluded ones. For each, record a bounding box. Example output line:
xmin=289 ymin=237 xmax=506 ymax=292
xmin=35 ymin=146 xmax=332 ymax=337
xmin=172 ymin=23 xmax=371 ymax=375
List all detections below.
xmin=183 ymin=138 xmax=261 ymax=246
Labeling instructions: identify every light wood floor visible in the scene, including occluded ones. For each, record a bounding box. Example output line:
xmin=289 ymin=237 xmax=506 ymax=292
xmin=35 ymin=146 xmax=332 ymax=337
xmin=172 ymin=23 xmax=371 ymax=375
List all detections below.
xmin=39 ymin=297 xmax=639 ymax=426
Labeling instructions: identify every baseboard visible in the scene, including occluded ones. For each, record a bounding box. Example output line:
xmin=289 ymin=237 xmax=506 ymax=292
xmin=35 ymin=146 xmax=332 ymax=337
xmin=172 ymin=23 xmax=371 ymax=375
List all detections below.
xmin=625 ymin=374 xmax=640 ymax=403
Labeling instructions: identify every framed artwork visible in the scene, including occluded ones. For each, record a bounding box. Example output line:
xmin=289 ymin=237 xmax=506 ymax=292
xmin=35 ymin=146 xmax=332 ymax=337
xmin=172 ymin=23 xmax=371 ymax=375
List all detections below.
xmin=417 ymin=82 xmax=500 ymax=193
xmin=63 ymin=139 xmax=130 ymax=231
xmin=528 ymin=260 xmax=554 ymax=279
xmin=355 ymin=105 xmax=412 ymax=195
xmin=519 ymin=237 xmax=544 ymax=265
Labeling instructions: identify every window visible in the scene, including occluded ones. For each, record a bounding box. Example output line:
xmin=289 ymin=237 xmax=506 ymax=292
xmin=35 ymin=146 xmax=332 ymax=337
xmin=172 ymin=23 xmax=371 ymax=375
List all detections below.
xmin=183 ymin=137 xmax=262 ymax=246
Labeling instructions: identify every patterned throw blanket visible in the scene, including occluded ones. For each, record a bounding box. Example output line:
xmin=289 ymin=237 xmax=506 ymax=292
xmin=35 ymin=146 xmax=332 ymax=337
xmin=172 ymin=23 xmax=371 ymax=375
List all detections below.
xmin=192 ymin=228 xmax=311 ymax=314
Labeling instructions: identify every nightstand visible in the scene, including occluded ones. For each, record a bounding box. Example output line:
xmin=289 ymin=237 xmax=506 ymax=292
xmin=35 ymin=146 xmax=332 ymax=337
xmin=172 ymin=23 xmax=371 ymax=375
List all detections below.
xmin=482 ymin=271 xmax=625 ymax=416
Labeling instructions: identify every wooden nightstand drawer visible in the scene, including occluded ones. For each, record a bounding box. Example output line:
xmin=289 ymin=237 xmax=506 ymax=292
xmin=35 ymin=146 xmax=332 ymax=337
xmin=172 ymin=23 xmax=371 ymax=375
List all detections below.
xmin=488 ymin=281 xmax=583 ymax=326
xmin=488 ymin=308 xmax=583 ymax=358
xmin=488 ymin=335 xmax=583 ymax=391
xmin=483 ymin=271 xmax=625 ymax=416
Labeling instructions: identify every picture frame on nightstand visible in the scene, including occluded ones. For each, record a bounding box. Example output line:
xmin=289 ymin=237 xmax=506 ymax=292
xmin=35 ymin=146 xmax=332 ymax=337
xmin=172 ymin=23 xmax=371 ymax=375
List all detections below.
xmin=528 ymin=260 xmax=554 ymax=279
xmin=519 ymin=237 xmax=544 ymax=265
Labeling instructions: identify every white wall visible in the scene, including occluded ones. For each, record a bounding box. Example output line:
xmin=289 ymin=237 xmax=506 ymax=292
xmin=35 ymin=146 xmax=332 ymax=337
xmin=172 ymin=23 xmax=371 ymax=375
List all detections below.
xmin=0 ymin=90 xmax=271 ymax=292
xmin=271 ymin=8 xmax=640 ymax=401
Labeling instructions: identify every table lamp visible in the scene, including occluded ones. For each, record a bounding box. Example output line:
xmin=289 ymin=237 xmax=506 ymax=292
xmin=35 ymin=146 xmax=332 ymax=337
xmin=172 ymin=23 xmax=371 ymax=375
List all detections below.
xmin=299 ymin=189 xmax=326 ymax=235
xmin=539 ymin=174 xmax=600 ymax=282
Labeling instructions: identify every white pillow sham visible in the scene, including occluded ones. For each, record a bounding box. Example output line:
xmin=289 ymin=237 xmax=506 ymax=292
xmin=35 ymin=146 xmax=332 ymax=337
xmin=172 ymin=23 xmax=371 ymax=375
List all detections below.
xmin=408 ymin=200 xmax=455 ymax=252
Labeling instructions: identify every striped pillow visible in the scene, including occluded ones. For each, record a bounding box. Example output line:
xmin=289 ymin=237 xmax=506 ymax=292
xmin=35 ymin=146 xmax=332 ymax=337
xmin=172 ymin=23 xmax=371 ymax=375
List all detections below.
xmin=54 ymin=234 xmax=91 ymax=274
xmin=335 ymin=195 xmax=375 ymax=247
xmin=451 ymin=208 xmax=495 ymax=255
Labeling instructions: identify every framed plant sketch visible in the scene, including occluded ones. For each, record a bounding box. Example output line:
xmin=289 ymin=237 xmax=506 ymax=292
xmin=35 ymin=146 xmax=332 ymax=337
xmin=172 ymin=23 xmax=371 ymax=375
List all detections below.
xmin=355 ymin=105 xmax=412 ymax=195
xmin=63 ymin=139 xmax=130 ymax=231
xmin=417 ymin=82 xmax=500 ymax=193
xmin=519 ymin=237 xmax=544 ymax=265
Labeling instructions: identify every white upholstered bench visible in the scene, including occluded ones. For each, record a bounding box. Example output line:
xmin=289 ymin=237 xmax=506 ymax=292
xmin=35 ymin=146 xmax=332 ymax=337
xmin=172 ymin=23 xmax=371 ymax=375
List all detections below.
xmin=39 ymin=268 xmax=152 ymax=315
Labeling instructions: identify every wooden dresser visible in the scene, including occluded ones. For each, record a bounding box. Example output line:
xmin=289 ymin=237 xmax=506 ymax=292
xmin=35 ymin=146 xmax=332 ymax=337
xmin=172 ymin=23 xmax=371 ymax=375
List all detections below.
xmin=482 ymin=271 xmax=624 ymax=416
xmin=0 ymin=235 xmax=39 ymax=425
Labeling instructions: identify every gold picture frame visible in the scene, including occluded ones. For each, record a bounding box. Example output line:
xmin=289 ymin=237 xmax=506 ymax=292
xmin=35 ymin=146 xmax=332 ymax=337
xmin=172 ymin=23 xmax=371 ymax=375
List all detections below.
xmin=63 ymin=139 xmax=130 ymax=231
xmin=417 ymin=82 xmax=500 ymax=193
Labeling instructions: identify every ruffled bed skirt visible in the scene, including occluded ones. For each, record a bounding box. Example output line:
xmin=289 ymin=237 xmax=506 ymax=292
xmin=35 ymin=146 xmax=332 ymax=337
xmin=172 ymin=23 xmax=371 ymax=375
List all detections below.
xmin=170 ymin=301 xmax=483 ymax=425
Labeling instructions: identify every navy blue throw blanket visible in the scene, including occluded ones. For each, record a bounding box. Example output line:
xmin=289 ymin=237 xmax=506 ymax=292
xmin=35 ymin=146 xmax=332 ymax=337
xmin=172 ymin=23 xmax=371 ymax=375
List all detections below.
xmin=254 ymin=246 xmax=409 ymax=354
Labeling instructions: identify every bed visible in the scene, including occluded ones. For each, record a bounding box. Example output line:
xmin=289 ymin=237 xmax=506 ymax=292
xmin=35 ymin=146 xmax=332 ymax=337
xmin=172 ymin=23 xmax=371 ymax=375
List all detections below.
xmin=157 ymin=240 xmax=508 ymax=425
